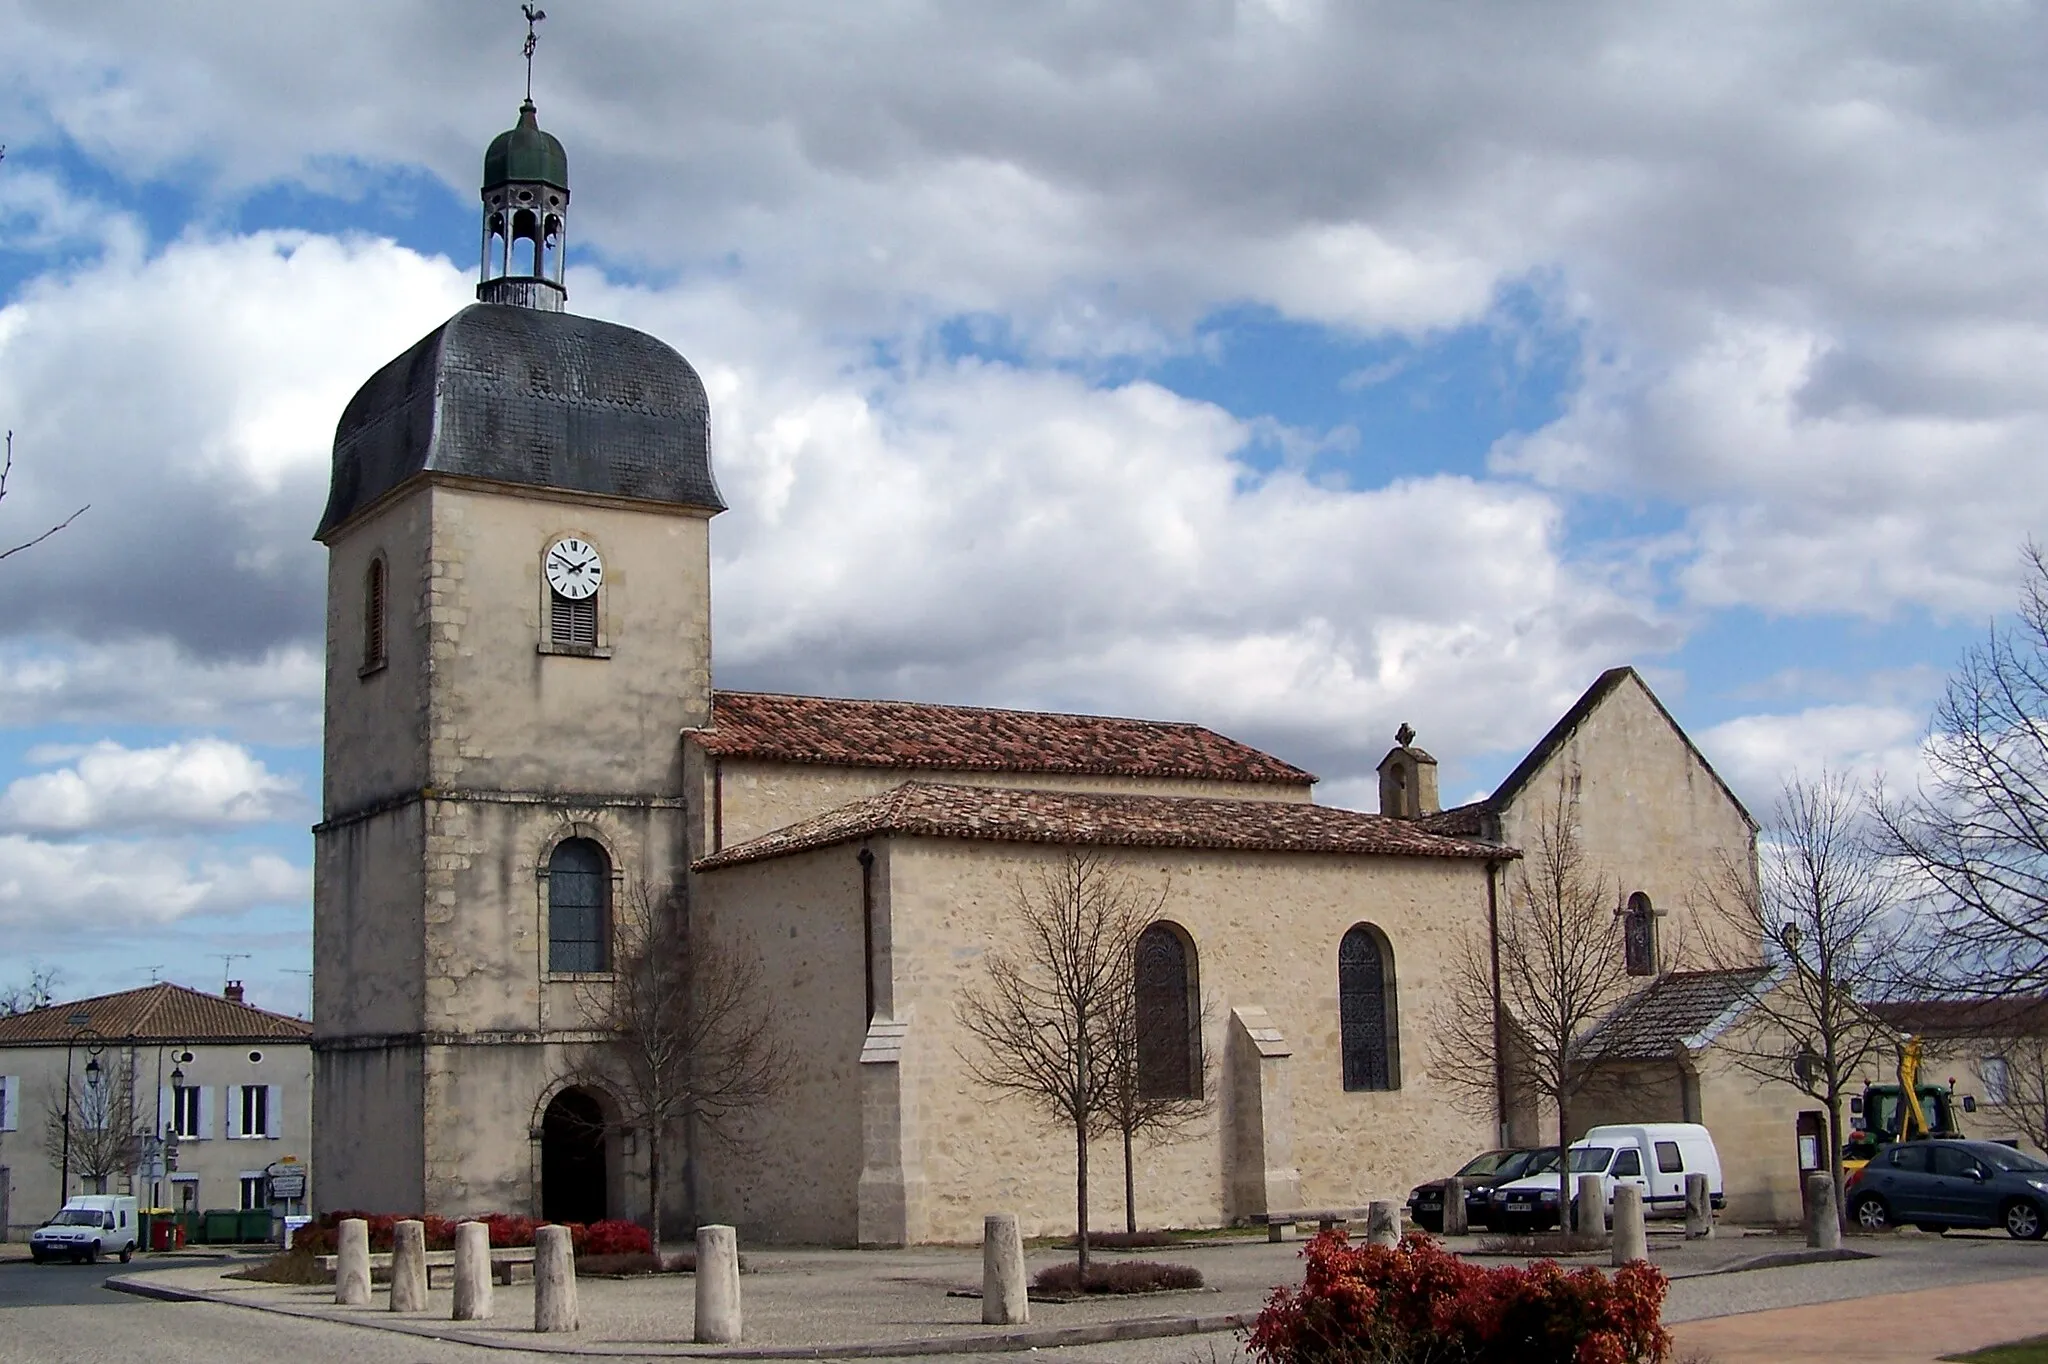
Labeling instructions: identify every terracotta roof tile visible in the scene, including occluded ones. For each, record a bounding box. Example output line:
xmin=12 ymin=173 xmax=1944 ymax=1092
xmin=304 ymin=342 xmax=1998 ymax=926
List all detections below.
xmin=696 ymin=781 xmax=1512 ymax=869
xmin=692 ymin=691 xmax=1317 ymax=787
xmin=0 ymin=983 xmax=311 ymax=1046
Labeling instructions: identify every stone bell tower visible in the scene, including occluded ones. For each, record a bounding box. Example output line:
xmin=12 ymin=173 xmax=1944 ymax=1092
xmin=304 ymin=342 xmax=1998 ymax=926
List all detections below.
xmin=311 ymin=93 xmax=724 ymax=1222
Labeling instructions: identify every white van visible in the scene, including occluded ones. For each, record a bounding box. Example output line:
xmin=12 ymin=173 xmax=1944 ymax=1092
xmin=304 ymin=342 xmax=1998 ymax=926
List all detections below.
xmin=1489 ymin=1123 xmax=1723 ymax=1229
xmin=29 ymin=1195 xmax=140 ymax=1264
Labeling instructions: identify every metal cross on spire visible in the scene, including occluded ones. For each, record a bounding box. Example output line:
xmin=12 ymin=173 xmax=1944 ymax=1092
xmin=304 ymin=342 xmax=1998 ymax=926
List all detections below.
xmin=522 ymin=4 xmax=547 ymax=101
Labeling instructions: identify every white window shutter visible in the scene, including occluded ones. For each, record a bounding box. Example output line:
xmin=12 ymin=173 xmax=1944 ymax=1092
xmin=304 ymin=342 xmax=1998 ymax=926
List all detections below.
xmin=156 ymin=1083 xmax=171 ymax=1133
xmin=197 ymin=1085 xmax=215 ymax=1140
xmin=0 ymin=1075 xmax=16 ymax=1131
xmin=266 ymin=1084 xmax=282 ymax=1139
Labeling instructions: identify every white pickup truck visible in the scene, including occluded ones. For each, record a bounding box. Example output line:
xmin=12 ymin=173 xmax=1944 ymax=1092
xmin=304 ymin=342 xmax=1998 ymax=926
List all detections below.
xmin=29 ymin=1195 xmax=140 ymax=1264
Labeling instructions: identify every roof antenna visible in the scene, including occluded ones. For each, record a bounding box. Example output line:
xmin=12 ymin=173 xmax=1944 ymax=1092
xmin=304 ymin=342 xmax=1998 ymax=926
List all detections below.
xmin=218 ymin=953 xmax=251 ymax=985
xmin=522 ymin=3 xmax=547 ymax=102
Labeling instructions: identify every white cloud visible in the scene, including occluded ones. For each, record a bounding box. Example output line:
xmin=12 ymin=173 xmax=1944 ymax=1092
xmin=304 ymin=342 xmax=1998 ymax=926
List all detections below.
xmin=0 ymin=639 xmax=322 ymax=744
xmin=1697 ymin=702 xmax=1930 ymax=812
xmin=0 ymin=739 xmax=301 ymax=835
xmin=0 ymin=836 xmax=305 ymax=931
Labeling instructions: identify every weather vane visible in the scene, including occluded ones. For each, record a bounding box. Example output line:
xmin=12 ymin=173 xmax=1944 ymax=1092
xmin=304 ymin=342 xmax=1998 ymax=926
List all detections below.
xmin=522 ymin=3 xmax=547 ymax=101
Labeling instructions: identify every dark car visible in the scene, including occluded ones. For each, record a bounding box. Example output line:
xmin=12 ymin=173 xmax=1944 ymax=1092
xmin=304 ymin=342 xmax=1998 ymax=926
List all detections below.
xmin=1845 ymin=1138 xmax=2048 ymax=1240
xmin=1408 ymin=1147 xmax=1560 ymax=1232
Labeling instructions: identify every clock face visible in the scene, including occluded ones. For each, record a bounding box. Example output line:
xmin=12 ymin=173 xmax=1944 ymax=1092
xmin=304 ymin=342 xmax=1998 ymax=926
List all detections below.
xmin=544 ymin=537 xmax=603 ymax=600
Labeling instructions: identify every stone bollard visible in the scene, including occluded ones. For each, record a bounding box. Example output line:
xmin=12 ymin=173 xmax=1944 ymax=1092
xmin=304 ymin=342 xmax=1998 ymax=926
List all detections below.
xmin=389 ymin=1219 xmax=428 ymax=1313
xmin=1442 ymin=1177 xmax=1469 ymax=1237
xmin=1610 ymin=1185 xmax=1648 ymax=1265
xmin=1684 ymin=1173 xmax=1713 ymax=1240
xmin=1366 ymin=1200 xmax=1401 ymax=1248
xmin=533 ymin=1224 xmax=579 ymax=1333
xmin=452 ymin=1220 xmax=492 ymax=1322
xmin=1574 ymin=1175 xmax=1608 ymax=1244
xmin=980 ymin=1213 xmax=1028 ymax=1326
xmin=694 ymin=1224 xmax=742 ymax=1345
xmin=1804 ymin=1171 xmax=1841 ymax=1250
xmin=335 ymin=1217 xmax=371 ymax=1306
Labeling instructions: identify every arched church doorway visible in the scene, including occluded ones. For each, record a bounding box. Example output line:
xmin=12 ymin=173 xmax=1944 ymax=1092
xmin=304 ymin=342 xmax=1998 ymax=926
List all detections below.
xmin=541 ymin=1088 xmax=609 ymax=1224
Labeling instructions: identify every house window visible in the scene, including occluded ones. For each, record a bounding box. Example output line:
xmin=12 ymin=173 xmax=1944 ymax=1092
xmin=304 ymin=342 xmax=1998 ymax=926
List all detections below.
xmin=172 ymin=1086 xmax=202 ymax=1139
xmin=363 ymin=556 xmax=388 ymax=672
xmin=240 ymin=1175 xmax=269 ymax=1210
xmin=1339 ymin=924 xmax=1400 ymax=1091
xmin=232 ymin=1084 xmax=275 ymax=1139
xmin=550 ymin=593 xmax=599 ymax=648
xmin=548 ymin=838 xmax=611 ymax=973
xmin=1983 ymin=1056 xmax=2012 ymax=1106
xmin=1135 ymin=922 xmax=1200 ymax=1100
xmin=1623 ymin=892 xmax=1656 ymax=976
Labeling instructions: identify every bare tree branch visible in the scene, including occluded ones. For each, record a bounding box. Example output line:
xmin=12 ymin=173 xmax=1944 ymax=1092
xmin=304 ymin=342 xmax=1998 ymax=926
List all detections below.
xmin=562 ymin=882 xmax=792 ymax=1246
xmin=43 ymin=1049 xmax=142 ymax=1191
xmin=954 ymin=850 xmax=1157 ymax=1273
xmin=1877 ymin=544 xmax=2048 ymax=998
xmin=1431 ymin=786 xmax=1632 ymax=1211
xmin=1696 ymin=770 xmax=1905 ymax=1227
xmin=0 ymin=432 xmax=90 ymax=562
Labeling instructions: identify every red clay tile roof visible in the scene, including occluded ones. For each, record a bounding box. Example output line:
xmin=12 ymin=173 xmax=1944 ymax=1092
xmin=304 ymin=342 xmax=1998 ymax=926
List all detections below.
xmin=696 ymin=781 xmax=1511 ymax=869
xmin=0 ymin=983 xmax=311 ymax=1045
xmin=691 ymin=691 xmax=1317 ymax=787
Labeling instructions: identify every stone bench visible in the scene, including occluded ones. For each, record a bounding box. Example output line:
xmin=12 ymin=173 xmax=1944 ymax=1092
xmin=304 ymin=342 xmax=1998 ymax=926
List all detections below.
xmin=316 ymin=1247 xmax=535 ymax=1287
xmin=1250 ymin=1208 xmax=1377 ymax=1242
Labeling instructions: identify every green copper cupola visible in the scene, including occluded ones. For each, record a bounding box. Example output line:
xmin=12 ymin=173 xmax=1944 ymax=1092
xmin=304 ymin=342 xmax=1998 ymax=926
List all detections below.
xmin=479 ymin=99 xmax=570 ymax=310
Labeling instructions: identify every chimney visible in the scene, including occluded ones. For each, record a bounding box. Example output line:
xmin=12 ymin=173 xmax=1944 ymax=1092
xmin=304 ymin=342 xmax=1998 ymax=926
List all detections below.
xmin=1376 ymin=723 xmax=1440 ymax=819
xmin=224 ymin=980 xmax=245 ymax=1003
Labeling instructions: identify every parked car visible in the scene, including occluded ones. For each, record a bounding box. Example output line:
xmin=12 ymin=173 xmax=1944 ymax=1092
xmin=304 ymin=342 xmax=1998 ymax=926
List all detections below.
xmin=1844 ymin=1138 xmax=2048 ymax=1240
xmin=1488 ymin=1123 xmax=1723 ymax=1232
xmin=29 ymin=1195 xmax=140 ymax=1264
xmin=1407 ymin=1147 xmax=1558 ymax=1231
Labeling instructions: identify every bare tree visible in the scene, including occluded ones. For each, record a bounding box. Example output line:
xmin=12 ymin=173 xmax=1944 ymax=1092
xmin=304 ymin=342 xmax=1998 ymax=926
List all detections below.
xmin=0 ymin=964 xmax=58 ymax=1016
xmin=44 ymin=1050 xmax=141 ymax=1195
xmin=1431 ymin=788 xmax=1632 ymax=1212
xmin=1698 ymin=771 xmax=1905 ymax=1226
xmin=956 ymin=850 xmax=1160 ymax=1274
xmin=1877 ymin=545 xmax=2048 ymax=999
xmin=1102 ymin=938 xmax=1215 ymax=1235
xmin=567 ymin=885 xmax=791 ymax=1247
xmin=1 ymin=432 xmax=90 ymax=562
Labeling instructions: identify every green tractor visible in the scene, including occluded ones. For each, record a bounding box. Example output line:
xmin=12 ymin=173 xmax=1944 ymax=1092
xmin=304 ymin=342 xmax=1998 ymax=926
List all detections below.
xmin=1842 ymin=1038 xmax=1963 ymax=1172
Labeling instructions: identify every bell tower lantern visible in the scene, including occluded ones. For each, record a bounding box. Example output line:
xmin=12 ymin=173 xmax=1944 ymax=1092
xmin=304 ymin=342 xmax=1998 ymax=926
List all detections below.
xmin=479 ymin=99 xmax=570 ymax=310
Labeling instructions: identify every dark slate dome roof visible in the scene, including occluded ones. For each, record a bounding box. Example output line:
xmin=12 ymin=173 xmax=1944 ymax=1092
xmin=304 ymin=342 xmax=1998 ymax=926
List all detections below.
xmin=317 ymin=303 xmax=723 ymax=540
xmin=484 ymin=100 xmax=568 ymax=190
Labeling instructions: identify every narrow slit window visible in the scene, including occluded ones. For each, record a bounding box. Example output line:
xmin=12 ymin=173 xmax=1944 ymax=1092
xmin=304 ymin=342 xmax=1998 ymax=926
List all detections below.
xmin=364 ymin=557 xmax=387 ymax=670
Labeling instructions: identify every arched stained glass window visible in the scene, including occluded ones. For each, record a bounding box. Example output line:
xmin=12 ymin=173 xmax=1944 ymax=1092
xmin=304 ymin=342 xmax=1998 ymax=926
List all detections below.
xmin=1339 ymin=924 xmax=1399 ymax=1092
xmin=548 ymin=838 xmax=611 ymax=974
xmin=1624 ymin=892 xmax=1656 ymax=976
xmin=1135 ymin=923 xmax=1199 ymax=1099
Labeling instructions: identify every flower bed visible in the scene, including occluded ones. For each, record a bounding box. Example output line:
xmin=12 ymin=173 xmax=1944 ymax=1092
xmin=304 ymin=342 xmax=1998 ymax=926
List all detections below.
xmin=1248 ymin=1230 xmax=1670 ymax=1364
xmin=289 ymin=1211 xmax=651 ymax=1258
xmin=1030 ymin=1260 xmax=1204 ymax=1296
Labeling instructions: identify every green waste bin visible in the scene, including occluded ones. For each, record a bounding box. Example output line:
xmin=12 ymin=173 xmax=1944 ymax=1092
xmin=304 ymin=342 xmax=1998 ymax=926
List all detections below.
xmin=237 ymin=1209 xmax=274 ymax=1244
xmin=178 ymin=1211 xmax=204 ymax=1245
xmin=202 ymin=1209 xmax=241 ymax=1244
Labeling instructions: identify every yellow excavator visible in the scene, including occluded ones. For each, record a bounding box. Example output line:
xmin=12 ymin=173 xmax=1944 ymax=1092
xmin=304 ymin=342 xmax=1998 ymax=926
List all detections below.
xmin=1843 ymin=1037 xmax=1962 ymax=1174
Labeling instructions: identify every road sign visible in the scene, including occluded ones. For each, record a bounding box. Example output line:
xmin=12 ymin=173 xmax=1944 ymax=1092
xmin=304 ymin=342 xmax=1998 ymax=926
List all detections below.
xmin=267 ymin=1166 xmax=306 ymax=1200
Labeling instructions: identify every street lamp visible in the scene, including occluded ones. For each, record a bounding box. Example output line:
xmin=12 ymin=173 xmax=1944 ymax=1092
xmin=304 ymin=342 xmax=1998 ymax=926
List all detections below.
xmin=59 ymin=1017 xmax=102 ymax=1206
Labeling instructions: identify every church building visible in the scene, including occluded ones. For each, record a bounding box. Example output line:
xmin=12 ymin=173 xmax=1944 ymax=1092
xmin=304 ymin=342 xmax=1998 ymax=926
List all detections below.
xmin=311 ymin=100 xmax=1760 ymax=1243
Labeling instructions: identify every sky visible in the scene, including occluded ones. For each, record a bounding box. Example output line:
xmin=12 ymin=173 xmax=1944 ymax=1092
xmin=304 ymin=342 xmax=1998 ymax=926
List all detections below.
xmin=1 ymin=1 xmax=2043 ymax=1018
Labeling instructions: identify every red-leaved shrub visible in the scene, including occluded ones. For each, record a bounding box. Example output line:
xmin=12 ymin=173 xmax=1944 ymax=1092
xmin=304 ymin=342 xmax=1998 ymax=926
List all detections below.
xmin=580 ymin=1219 xmax=654 ymax=1256
xmin=1247 ymin=1230 xmax=1671 ymax=1364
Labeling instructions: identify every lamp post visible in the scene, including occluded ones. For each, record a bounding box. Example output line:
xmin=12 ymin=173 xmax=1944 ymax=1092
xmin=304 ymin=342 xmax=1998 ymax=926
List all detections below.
xmin=58 ymin=1014 xmax=100 ymax=1207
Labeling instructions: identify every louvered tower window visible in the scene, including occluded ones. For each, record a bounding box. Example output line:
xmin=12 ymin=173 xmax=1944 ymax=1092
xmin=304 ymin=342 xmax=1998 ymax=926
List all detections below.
xmin=1339 ymin=924 xmax=1400 ymax=1091
xmin=550 ymin=591 xmax=599 ymax=647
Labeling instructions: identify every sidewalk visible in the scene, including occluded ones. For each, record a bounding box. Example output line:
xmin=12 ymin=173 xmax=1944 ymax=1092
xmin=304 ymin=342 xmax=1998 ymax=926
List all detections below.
xmin=1672 ymin=1275 xmax=2048 ymax=1364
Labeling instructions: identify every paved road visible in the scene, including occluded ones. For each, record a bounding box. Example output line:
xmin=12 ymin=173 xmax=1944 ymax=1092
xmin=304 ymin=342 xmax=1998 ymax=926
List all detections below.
xmin=0 ymin=1257 xmax=164 ymax=1309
